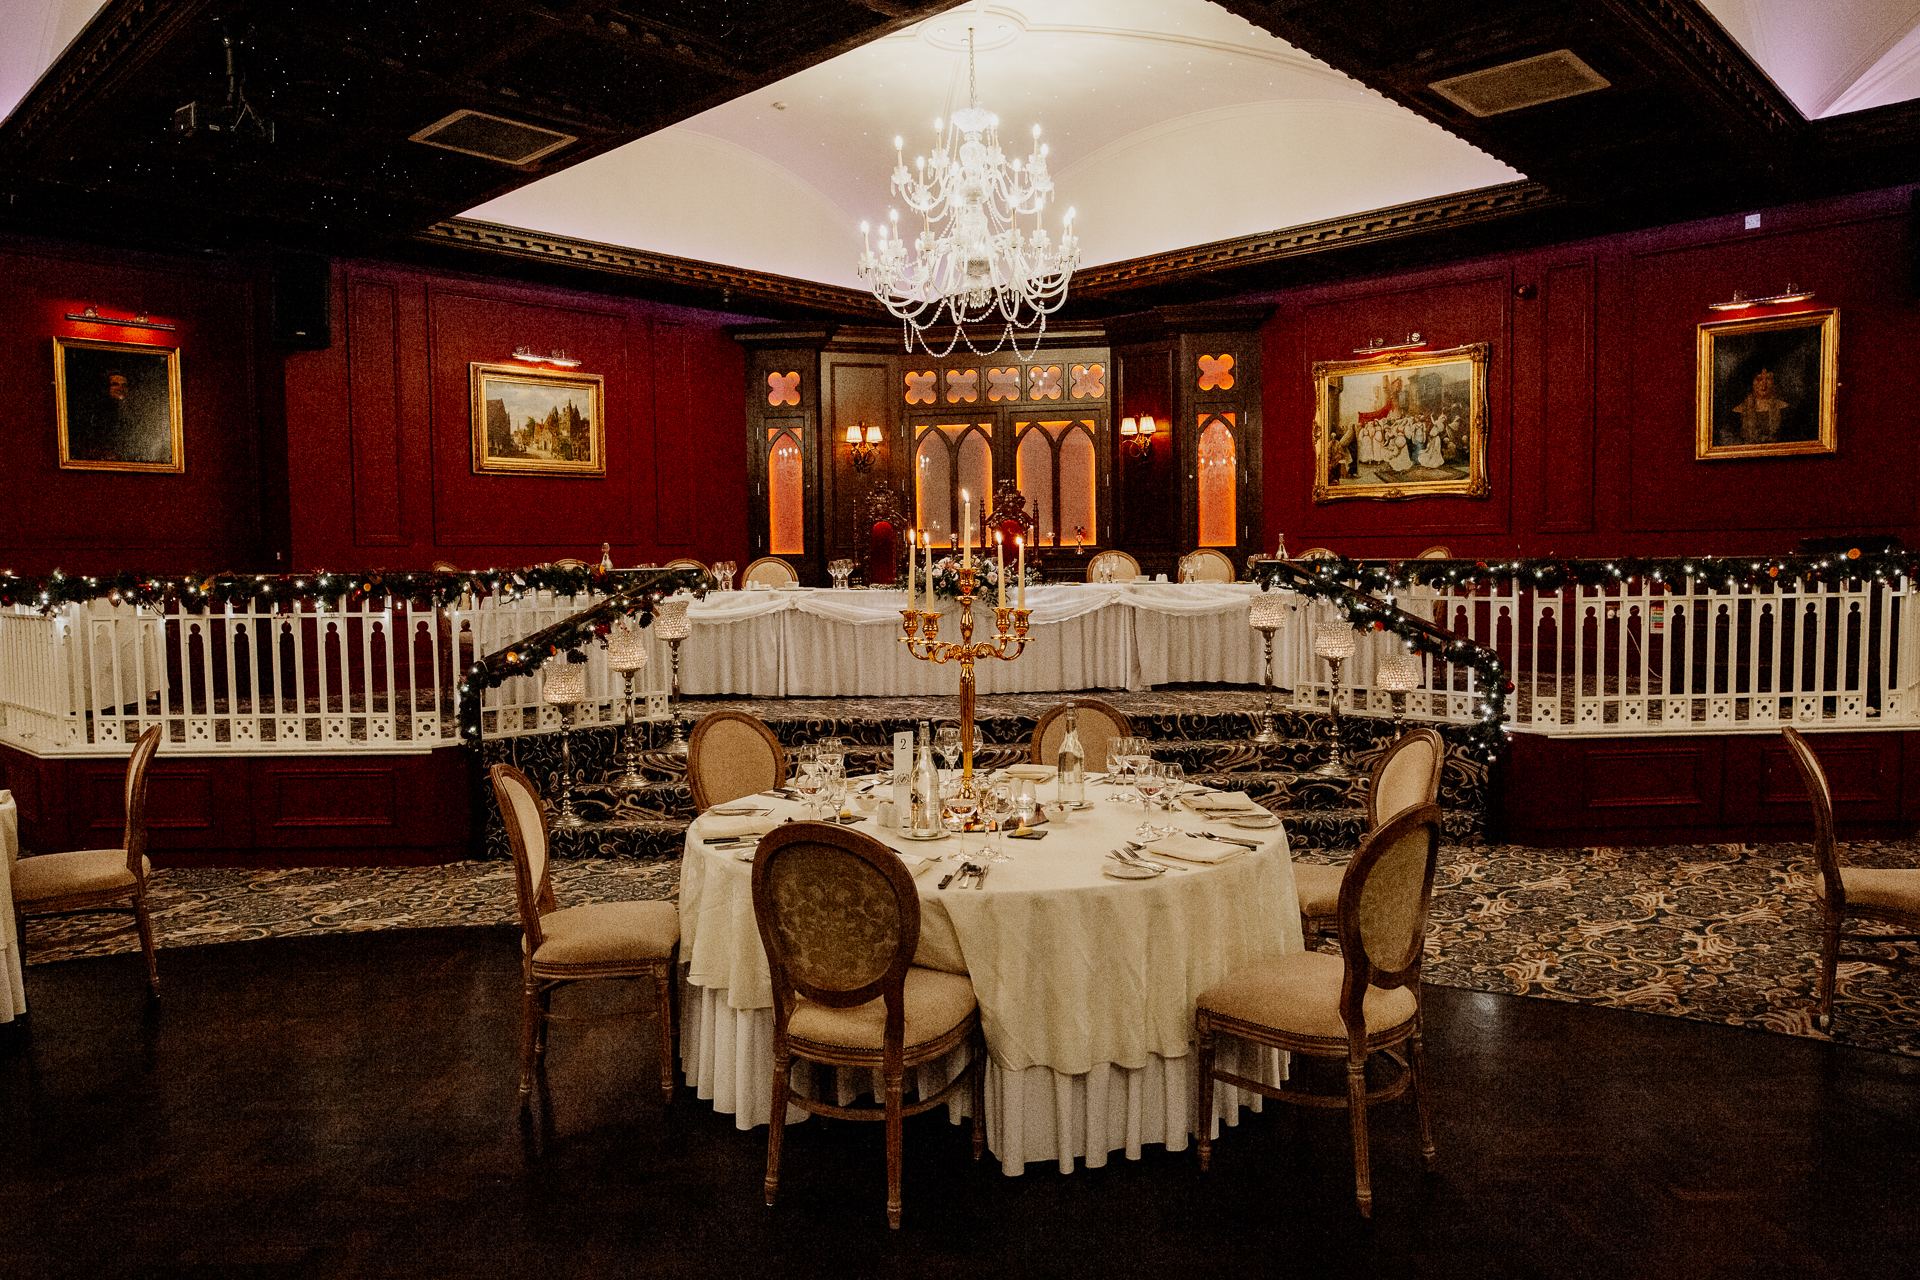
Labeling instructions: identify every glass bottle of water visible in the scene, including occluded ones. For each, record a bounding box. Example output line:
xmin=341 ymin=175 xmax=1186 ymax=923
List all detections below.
xmin=911 ymin=721 xmax=941 ymax=836
xmin=1057 ymin=702 xmax=1085 ymax=809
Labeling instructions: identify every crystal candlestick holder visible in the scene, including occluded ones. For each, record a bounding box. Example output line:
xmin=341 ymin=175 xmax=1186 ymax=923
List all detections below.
xmin=1248 ymin=591 xmax=1287 ymax=745
xmin=655 ymin=597 xmax=692 ymax=756
xmin=605 ymin=618 xmax=650 ymax=791
xmin=1312 ymin=620 xmax=1357 ymax=778
xmin=1378 ymin=650 xmax=1422 ymax=731
xmin=542 ymin=660 xmax=590 ymax=829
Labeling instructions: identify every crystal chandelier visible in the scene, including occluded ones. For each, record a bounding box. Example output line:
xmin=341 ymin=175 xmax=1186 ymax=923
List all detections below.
xmin=856 ymin=29 xmax=1080 ymax=358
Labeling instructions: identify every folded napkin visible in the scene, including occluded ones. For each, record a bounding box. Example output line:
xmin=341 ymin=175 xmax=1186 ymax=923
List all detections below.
xmin=1004 ymin=763 xmax=1056 ymax=781
xmin=697 ymin=813 xmax=782 ymax=840
xmin=1180 ymin=790 xmax=1264 ymax=814
xmin=1141 ymin=833 xmax=1246 ymax=864
xmin=893 ymin=851 xmax=936 ymax=875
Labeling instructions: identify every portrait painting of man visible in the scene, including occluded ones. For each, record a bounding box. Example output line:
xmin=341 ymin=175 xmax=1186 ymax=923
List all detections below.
xmin=55 ymin=337 xmax=185 ymax=472
xmin=1696 ymin=308 xmax=1837 ymax=460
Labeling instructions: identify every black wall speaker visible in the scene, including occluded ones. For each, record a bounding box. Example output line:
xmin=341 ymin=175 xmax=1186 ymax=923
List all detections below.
xmin=270 ymin=253 xmax=331 ymax=350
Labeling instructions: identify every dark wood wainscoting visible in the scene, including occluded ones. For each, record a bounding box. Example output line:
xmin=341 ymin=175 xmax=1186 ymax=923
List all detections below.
xmin=0 ymin=746 xmax=473 ymax=867
xmin=1505 ymin=729 xmax=1920 ymax=846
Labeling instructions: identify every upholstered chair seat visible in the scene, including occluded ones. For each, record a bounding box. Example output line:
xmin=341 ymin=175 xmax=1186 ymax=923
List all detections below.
xmin=524 ymin=900 xmax=681 ymax=967
xmin=1199 ymin=950 xmax=1418 ymax=1041
xmin=14 ymin=849 xmax=149 ymax=903
xmin=787 ymin=967 xmax=978 ymax=1051
xmin=1827 ymin=868 xmax=1920 ymax=914
xmin=1291 ymin=863 xmax=1343 ymax=927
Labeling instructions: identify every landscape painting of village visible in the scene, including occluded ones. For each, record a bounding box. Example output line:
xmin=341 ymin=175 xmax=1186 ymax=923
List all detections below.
xmin=470 ymin=363 xmax=606 ymax=476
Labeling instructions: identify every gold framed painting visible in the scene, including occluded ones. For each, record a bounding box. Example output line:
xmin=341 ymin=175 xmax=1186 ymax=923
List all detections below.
xmin=55 ymin=336 xmax=184 ymax=473
xmin=1312 ymin=342 xmax=1488 ymax=502
xmin=471 ymin=362 xmax=606 ymax=476
xmin=1695 ymin=308 xmax=1837 ymax=460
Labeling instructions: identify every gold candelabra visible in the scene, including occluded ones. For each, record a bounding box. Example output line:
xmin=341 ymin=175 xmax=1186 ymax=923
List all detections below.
xmin=900 ymin=564 xmax=1030 ymax=794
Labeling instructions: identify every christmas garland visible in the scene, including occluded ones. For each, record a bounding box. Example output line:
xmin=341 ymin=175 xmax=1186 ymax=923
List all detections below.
xmin=1247 ymin=547 xmax=1912 ymax=596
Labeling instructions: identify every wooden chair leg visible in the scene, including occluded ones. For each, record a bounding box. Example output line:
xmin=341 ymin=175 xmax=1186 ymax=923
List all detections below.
xmin=1347 ymin=1056 xmax=1373 ymax=1217
xmin=969 ymin=1029 xmax=986 ymax=1161
xmin=765 ymin=1046 xmax=790 ymax=1208
xmin=654 ymin=966 xmax=675 ymax=1104
xmin=518 ymin=976 xmax=542 ymax=1108
xmin=885 ymin=1069 xmax=905 ymax=1230
xmin=1817 ymin=907 xmax=1841 ymax=1031
xmin=132 ymin=891 xmax=160 ymax=997
xmin=1196 ymin=1011 xmax=1215 ymax=1171
xmin=1408 ymin=1020 xmax=1437 ymax=1170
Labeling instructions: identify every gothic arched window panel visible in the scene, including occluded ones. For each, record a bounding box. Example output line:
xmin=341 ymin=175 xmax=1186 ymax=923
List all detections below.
xmin=767 ymin=427 xmax=805 ymax=554
xmin=1015 ymin=424 xmax=1055 ymax=544
xmin=955 ymin=427 xmax=993 ymax=545
xmin=914 ymin=428 xmax=953 ymax=545
xmin=1058 ymin=422 xmax=1097 ymax=550
xmin=1197 ymin=413 xmax=1237 ymax=548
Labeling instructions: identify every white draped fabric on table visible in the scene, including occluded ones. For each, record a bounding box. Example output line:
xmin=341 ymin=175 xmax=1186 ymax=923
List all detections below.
xmin=674 ymin=582 xmax=1380 ymax=697
xmin=677 ymin=783 xmax=1306 ymax=1174
xmin=1 ymin=793 xmax=25 ymax=1025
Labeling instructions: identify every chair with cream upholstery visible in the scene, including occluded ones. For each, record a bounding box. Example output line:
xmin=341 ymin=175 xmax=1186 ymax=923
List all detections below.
xmin=752 ymin=821 xmax=985 ymax=1229
xmin=12 ymin=724 xmax=163 ymax=996
xmin=1030 ymin=698 xmax=1133 ymax=773
xmin=1297 ymin=547 xmax=1338 ymax=560
xmin=1416 ymin=545 xmax=1451 ymax=560
xmin=1180 ymin=549 xmax=1236 ymax=582
xmin=661 ymin=557 xmax=707 ymax=575
xmin=743 ymin=556 xmax=799 ymax=588
xmin=1294 ymin=727 xmax=1445 ymax=948
xmin=1782 ymin=726 xmax=1920 ymax=1029
xmin=1086 ymin=549 xmax=1140 ymax=582
xmin=688 ymin=711 xmax=787 ymax=810
xmin=1197 ymin=802 xmax=1444 ymax=1216
xmin=490 ymin=763 xmax=680 ymax=1107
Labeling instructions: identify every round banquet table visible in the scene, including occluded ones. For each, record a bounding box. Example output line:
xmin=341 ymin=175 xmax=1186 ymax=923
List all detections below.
xmin=677 ymin=780 xmax=1305 ymax=1174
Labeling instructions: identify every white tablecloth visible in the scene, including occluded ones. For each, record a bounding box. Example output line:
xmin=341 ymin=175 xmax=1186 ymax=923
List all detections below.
xmin=677 ymin=781 xmax=1305 ymax=1173
xmin=675 ymin=583 xmax=1347 ymax=696
xmin=1 ymin=792 xmax=24 ymax=1024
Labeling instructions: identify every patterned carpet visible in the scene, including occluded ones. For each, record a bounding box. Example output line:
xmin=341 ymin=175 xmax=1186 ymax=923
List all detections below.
xmin=17 ymin=839 xmax=1919 ymax=1059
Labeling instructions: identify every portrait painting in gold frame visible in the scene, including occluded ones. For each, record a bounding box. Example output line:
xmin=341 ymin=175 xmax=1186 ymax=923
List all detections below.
xmin=55 ymin=336 xmax=185 ymax=473
xmin=1695 ymin=309 xmax=1837 ymax=461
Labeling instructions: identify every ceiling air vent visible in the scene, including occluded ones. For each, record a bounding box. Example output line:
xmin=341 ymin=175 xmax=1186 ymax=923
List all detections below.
xmin=1428 ymin=50 xmax=1610 ymax=118
xmin=409 ymin=109 xmax=577 ymax=165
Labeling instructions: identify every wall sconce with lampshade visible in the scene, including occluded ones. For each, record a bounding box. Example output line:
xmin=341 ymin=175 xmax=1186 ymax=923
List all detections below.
xmin=1119 ymin=414 xmax=1157 ymax=458
xmin=844 ymin=421 xmax=884 ymax=472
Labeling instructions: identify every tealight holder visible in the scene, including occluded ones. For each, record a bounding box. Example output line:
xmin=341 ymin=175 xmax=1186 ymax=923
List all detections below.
xmin=1248 ymin=591 xmax=1288 ymax=745
xmin=542 ymin=660 xmax=590 ymax=829
xmin=1312 ymin=621 xmax=1358 ymax=778
xmin=605 ymin=617 xmax=650 ymax=791
xmin=1378 ymin=650 xmax=1422 ymax=731
xmin=655 ymin=597 xmax=692 ymax=756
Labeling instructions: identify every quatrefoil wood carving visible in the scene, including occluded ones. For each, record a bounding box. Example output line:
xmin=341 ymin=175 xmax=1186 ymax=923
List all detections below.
xmin=987 ymin=367 xmax=1022 ymax=401
xmin=1070 ymin=363 xmax=1105 ymax=398
xmin=766 ymin=371 xmax=800 ymax=406
xmin=1198 ymin=354 xmax=1236 ymax=391
xmin=904 ymin=371 xmax=936 ymax=404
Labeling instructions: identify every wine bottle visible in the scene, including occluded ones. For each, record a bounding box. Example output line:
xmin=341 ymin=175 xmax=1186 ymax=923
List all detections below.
xmin=911 ymin=721 xmax=941 ymax=835
xmin=1057 ymin=702 xmax=1085 ymax=808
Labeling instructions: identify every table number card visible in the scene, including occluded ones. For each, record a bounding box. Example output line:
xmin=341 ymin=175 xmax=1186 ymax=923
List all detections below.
xmin=892 ymin=731 xmax=913 ymax=828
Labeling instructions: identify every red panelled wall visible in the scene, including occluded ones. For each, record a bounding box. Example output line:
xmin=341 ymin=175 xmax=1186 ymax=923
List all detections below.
xmin=0 ymin=235 xmax=268 ymax=575
xmin=1260 ymin=186 xmax=1920 ymax=559
xmin=285 ymin=262 xmax=752 ymax=570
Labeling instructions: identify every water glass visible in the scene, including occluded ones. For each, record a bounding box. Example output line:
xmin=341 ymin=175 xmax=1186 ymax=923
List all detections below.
xmin=935 ymin=724 xmax=962 ymax=780
xmin=1133 ymin=761 xmax=1167 ymax=810
xmin=981 ymin=780 xmax=1014 ymax=860
xmin=793 ymin=763 xmax=825 ymax=817
xmin=1157 ymin=762 xmax=1185 ymax=810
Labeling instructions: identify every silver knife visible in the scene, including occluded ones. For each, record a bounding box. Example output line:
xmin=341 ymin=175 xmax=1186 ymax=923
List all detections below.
xmin=1198 ymin=831 xmax=1262 ymax=849
xmin=972 ymin=862 xmax=989 ymax=889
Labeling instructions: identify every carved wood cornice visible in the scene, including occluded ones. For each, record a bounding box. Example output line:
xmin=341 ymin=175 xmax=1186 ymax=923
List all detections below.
xmin=1598 ymin=0 xmax=1801 ymax=138
xmin=1069 ymin=182 xmax=1564 ymax=298
xmin=415 ymin=218 xmax=879 ymax=317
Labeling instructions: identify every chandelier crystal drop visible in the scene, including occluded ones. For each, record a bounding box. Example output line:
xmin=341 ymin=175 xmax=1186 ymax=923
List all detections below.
xmin=856 ymin=29 xmax=1080 ymax=359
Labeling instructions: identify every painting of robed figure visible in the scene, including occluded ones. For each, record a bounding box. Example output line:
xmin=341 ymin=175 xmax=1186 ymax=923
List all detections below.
xmin=470 ymin=363 xmax=606 ymax=477
xmin=1312 ymin=342 xmax=1489 ymax=502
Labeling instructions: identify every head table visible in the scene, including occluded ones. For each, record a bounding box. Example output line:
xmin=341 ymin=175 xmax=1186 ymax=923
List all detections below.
xmin=677 ymin=778 xmax=1306 ymax=1174
xmin=677 ymin=582 xmax=1382 ymax=697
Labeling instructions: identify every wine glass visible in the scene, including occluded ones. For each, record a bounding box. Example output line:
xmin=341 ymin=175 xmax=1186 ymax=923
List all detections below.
xmin=1123 ymin=738 xmax=1154 ymax=800
xmin=980 ymin=780 xmax=1014 ymax=860
xmin=822 ymin=760 xmax=848 ymax=819
xmin=1157 ymin=761 xmax=1185 ymax=811
xmin=816 ymin=736 xmax=846 ymax=776
xmin=935 ymin=724 xmax=962 ymax=782
xmin=942 ymin=776 xmax=979 ymax=859
xmin=793 ymin=762 xmax=825 ymax=818
xmin=1133 ymin=761 xmax=1167 ymax=811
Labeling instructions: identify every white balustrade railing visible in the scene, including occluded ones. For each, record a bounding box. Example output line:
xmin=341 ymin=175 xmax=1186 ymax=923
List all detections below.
xmin=1291 ymin=573 xmax=1918 ymax=736
xmin=0 ymin=591 xmax=669 ymax=757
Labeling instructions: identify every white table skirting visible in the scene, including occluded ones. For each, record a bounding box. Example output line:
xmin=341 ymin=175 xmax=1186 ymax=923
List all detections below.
xmin=1 ymin=793 xmax=24 ymax=1024
xmin=680 ymin=979 xmax=1289 ymax=1175
xmin=673 ymin=583 xmax=1381 ymax=697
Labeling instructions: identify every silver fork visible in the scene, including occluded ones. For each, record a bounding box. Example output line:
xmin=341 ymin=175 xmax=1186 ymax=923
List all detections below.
xmin=1112 ymin=845 xmax=1177 ymax=873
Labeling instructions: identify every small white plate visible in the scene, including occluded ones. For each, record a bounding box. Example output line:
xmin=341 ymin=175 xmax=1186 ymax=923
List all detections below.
xmin=898 ymin=829 xmax=951 ymax=842
xmin=1225 ymin=813 xmax=1281 ymax=830
xmin=1103 ymin=861 xmax=1162 ymax=879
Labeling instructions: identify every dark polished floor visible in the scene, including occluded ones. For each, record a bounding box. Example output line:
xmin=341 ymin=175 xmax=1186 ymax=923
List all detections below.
xmin=4 ymin=928 xmax=1918 ymax=1280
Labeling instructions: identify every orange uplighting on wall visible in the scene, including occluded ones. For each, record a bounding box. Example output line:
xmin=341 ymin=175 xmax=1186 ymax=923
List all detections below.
xmin=768 ymin=428 xmax=804 ymax=553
